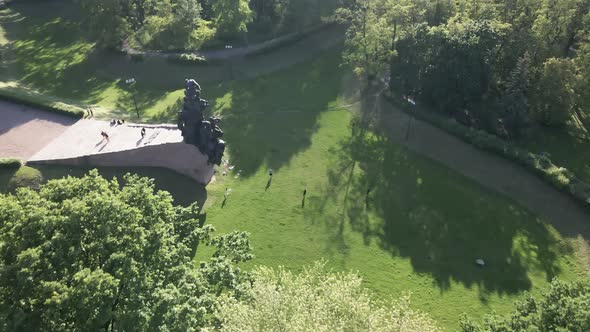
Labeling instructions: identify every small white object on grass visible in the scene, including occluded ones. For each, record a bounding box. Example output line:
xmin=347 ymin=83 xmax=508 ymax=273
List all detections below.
xmin=475 ymin=258 xmax=485 ymax=267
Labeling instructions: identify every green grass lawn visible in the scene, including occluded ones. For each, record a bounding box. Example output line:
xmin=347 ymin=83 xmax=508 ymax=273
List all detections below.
xmin=2 ymin=53 xmax=587 ymax=330
xmin=0 ymin=2 xmax=589 ymax=330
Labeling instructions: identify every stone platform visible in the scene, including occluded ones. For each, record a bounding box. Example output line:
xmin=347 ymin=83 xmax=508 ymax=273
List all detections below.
xmin=28 ymin=119 xmax=215 ymax=185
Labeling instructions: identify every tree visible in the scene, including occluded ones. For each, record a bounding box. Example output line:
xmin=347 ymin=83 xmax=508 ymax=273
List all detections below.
xmin=211 ymin=0 xmax=254 ymax=37
xmin=460 ymin=279 xmax=590 ymax=332
xmin=0 ymin=170 xmax=252 ymax=331
xmin=498 ymin=52 xmax=531 ymax=138
xmin=216 ymin=262 xmax=441 ymax=332
xmin=530 ymin=57 xmax=577 ymax=126
xmin=335 ymin=0 xmax=395 ymax=81
xmin=77 ymin=0 xmax=129 ymax=49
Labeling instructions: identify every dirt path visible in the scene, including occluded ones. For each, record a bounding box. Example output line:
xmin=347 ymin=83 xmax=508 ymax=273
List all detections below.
xmin=0 ymin=101 xmax=76 ymax=160
xmin=371 ymin=95 xmax=590 ymax=241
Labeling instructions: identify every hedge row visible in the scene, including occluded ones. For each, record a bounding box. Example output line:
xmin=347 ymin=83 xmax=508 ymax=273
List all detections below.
xmin=386 ymin=94 xmax=590 ymax=210
xmin=0 ymin=158 xmax=22 ymax=169
xmin=0 ymin=87 xmax=85 ymax=119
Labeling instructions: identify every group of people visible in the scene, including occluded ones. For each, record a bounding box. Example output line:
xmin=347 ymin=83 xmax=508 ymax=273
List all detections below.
xmin=99 ymin=118 xmax=148 ymax=143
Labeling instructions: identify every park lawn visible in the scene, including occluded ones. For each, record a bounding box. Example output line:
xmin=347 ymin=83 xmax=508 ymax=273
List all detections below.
xmin=0 ymin=1 xmax=588 ymax=330
xmin=0 ymin=0 xmax=346 ymax=122
xmin=200 ymin=104 xmax=587 ymax=330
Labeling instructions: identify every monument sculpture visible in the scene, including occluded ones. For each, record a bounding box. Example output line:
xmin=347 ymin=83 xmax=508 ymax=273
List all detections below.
xmin=177 ymin=79 xmax=225 ymax=165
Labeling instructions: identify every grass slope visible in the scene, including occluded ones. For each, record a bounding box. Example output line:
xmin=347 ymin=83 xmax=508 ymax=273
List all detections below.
xmin=0 ymin=2 xmax=588 ymax=330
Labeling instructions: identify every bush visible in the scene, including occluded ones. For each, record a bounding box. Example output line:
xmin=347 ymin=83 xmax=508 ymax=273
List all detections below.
xmin=7 ymin=166 xmax=43 ymax=192
xmin=0 ymin=87 xmax=84 ymax=118
xmin=167 ymin=53 xmax=207 ymax=65
xmin=0 ymin=158 xmax=22 ymax=169
xmin=385 ymin=94 xmax=590 ymax=211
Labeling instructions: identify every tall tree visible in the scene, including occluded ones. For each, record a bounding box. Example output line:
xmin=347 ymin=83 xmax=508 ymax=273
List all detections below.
xmin=461 ymin=279 xmax=590 ymax=332
xmin=77 ymin=0 xmax=129 ymax=48
xmin=498 ymin=52 xmax=531 ymax=138
xmin=0 ymin=170 xmax=252 ymax=331
xmin=530 ymin=57 xmax=577 ymax=126
xmin=335 ymin=0 xmax=395 ymax=81
xmin=210 ymin=0 xmax=254 ymax=37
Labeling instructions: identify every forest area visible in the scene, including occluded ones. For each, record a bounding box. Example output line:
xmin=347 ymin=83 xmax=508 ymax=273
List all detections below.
xmin=338 ymin=0 xmax=590 ymax=139
xmin=76 ymin=0 xmax=341 ymax=50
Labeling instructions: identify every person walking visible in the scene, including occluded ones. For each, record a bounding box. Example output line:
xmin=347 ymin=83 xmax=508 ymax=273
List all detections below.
xmin=101 ymin=131 xmax=109 ymax=141
xmin=141 ymin=127 xmax=146 ymax=138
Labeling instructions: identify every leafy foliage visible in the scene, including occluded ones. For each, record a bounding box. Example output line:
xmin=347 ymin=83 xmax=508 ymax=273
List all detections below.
xmin=0 ymin=170 xmax=252 ymax=331
xmin=530 ymin=58 xmax=577 ymax=126
xmin=339 ymin=0 xmax=590 ymax=131
xmin=0 ymin=158 xmax=22 ymax=169
xmin=460 ymin=279 xmax=590 ymax=332
xmin=216 ymin=262 xmax=441 ymax=332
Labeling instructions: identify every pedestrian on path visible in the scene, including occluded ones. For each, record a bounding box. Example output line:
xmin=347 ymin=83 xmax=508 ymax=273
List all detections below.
xmin=101 ymin=131 xmax=109 ymax=141
xmin=141 ymin=127 xmax=146 ymax=138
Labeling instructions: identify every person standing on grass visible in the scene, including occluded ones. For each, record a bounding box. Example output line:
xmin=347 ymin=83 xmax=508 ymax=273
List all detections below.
xmin=269 ymin=169 xmax=273 ymax=177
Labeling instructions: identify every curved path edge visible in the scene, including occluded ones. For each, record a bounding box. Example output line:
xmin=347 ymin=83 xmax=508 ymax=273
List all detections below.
xmin=375 ymin=96 xmax=590 ymax=241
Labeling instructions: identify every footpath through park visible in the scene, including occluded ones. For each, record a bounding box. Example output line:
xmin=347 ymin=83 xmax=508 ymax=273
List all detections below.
xmin=371 ymin=95 xmax=590 ymax=241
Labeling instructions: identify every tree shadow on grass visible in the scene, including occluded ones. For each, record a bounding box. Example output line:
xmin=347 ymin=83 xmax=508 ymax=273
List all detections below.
xmin=308 ymin=115 xmax=571 ymax=298
xmin=31 ymin=165 xmax=207 ymax=209
xmin=1 ymin=7 xmax=112 ymax=101
xmin=213 ymin=50 xmax=347 ymax=177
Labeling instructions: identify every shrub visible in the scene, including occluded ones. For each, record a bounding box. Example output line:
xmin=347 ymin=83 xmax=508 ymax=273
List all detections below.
xmin=167 ymin=53 xmax=207 ymax=65
xmin=7 ymin=166 xmax=43 ymax=192
xmin=0 ymin=158 xmax=22 ymax=169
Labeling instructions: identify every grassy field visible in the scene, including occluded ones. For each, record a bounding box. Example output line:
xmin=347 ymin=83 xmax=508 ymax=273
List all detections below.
xmin=1 ymin=55 xmax=588 ymax=329
xmin=1 ymin=0 xmax=588 ymax=183
xmin=0 ymin=1 xmax=589 ymax=330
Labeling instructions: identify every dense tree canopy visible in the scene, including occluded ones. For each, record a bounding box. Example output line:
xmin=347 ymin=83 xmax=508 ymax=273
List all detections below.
xmin=0 ymin=170 xmax=252 ymax=331
xmin=216 ymin=263 xmax=441 ymax=332
xmin=460 ymin=279 xmax=590 ymax=332
xmin=77 ymin=0 xmax=340 ymax=50
xmin=339 ymin=0 xmax=590 ymax=134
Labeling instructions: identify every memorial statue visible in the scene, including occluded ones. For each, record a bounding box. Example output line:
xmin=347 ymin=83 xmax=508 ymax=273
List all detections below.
xmin=178 ymin=79 xmax=225 ymax=165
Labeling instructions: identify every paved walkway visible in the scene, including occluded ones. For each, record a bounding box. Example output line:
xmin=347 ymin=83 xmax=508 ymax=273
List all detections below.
xmin=123 ymin=24 xmax=340 ymax=61
xmin=29 ymin=120 xmax=182 ymax=162
xmin=0 ymin=101 xmax=76 ymax=160
xmin=371 ymin=95 xmax=590 ymax=241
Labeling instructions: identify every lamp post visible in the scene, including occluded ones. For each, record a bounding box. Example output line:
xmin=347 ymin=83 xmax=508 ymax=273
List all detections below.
xmin=125 ymin=78 xmax=139 ymax=119
xmin=225 ymin=45 xmax=234 ymax=80
xmin=404 ymin=96 xmax=416 ymax=141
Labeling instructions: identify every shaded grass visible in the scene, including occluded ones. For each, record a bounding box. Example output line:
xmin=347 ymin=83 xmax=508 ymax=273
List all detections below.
xmin=0 ymin=0 xmax=346 ymax=123
xmin=0 ymin=165 xmax=206 ymax=208
xmin=0 ymin=2 xmax=587 ymax=329
xmin=201 ymin=107 xmax=586 ymax=330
